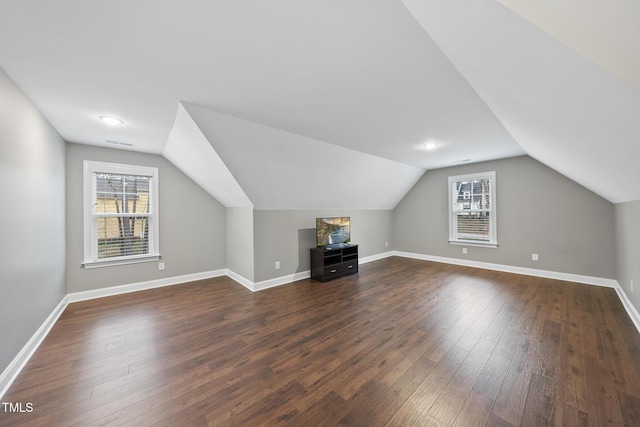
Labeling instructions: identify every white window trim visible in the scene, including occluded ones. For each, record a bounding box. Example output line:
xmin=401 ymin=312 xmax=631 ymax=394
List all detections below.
xmin=448 ymin=171 xmax=497 ymax=248
xmin=82 ymin=160 xmax=160 ymax=269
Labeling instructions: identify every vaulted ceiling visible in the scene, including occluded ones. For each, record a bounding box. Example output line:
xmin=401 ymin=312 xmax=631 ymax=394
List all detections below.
xmin=1 ymin=0 xmax=638 ymax=208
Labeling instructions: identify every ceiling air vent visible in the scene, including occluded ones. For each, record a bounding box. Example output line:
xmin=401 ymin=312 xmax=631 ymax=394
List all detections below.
xmin=105 ymin=139 xmax=133 ymax=147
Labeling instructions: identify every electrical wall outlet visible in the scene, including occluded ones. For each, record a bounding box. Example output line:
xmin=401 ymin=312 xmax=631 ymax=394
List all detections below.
xmin=385 ymin=241 xmax=389 ymax=247
xmin=275 ymin=261 xmax=280 ymax=270
xmin=462 ymin=247 xmax=467 ymax=254
xmin=532 ymin=254 xmax=539 ymax=261
xmin=159 ymin=262 xmax=165 ymax=271
xmin=631 ymin=279 xmax=634 ymax=293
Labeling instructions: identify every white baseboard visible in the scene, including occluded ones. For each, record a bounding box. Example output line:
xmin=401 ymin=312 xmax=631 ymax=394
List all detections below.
xmin=225 ymin=269 xmax=255 ymax=292
xmin=251 ymin=250 xmax=395 ymax=292
xmin=2 ymin=269 xmax=236 ymax=399
xmin=67 ymin=269 xmax=228 ymax=303
xmin=359 ymin=251 xmax=395 ymax=264
xmin=393 ymin=251 xmax=618 ymax=288
xmin=613 ymin=283 xmax=640 ymax=333
xmin=4 ymin=251 xmax=639 ymax=401
xmin=254 ymin=270 xmax=311 ymax=292
xmin=393 ymin=250 xmax=639 ymax=334
xmin=0 ymin=296 xmax=68 ymax=400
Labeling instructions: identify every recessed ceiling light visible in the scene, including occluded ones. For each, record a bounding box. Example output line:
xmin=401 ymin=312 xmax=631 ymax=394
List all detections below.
xmin=99 ymin=116 xmax=124 ymax=125
xmin=423 ymin=142 xmax=439 ymax=151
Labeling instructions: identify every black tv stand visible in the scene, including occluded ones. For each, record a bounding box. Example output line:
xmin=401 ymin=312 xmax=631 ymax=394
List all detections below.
xmin=310 ymin=244 xmax=358 ymax=282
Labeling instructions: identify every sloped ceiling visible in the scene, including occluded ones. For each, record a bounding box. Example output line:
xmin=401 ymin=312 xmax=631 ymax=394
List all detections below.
xmin=0 ymin=1 xmax=638 ymax=207
xmin=163 ymin=103 xmax=253 ymax=208
xmin=496 ymin=0 xmax=640 ymax=93
xmin=402 ymin=0 xmax=640 ymax=203
xmin=181 ymin=102 xmax=424 ymax=210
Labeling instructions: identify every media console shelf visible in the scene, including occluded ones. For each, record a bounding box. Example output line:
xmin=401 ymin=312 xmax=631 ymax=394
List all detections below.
xmin=310 ymin=244 xmax=358 ymax=282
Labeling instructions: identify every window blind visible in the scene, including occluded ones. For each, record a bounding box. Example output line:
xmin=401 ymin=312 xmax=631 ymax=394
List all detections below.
xmin=92 ymin=172 xmax=152 ymax=259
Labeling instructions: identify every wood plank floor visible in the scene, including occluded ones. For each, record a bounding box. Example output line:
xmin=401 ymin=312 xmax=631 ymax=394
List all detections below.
xmin=2 ymin=257 xmax=640 ymax=426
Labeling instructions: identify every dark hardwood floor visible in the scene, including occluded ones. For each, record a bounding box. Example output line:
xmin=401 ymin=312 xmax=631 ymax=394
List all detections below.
xmin=2 ymin=257 xmax=640 ymax=426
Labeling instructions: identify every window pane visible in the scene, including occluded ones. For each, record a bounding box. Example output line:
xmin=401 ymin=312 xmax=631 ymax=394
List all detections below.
xmin=94 ymin=173 xmax=151 ymax=215
xmin=97 ymin=216 xmax=150 ymax=259
xmin=448 ymin=171 xmax=496 ymax=246
xmin=454 ymin=178 xmax=491 ymax=210
xmin=456 ymin=212 xmax=491 ymax=241
xmin=84 ymin=161 xmax=160 ymax=266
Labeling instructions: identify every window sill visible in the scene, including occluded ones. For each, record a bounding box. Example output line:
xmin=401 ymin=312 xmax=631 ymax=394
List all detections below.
xmin=82 ymin=254 xmax=162 ymax=269
xmin=448 ymin=240 xmax=498 ymax=249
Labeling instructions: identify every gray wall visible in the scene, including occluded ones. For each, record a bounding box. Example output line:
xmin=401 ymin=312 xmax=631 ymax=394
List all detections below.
xmin=615 ymin=200 xmax=640 ymax=314
xmin=66 ymin=143 xmax=226 ymax=293
xmin=226 ymin=207 xmax=255 ymax=282
xmin=0 ymin=68 xmax=67 ymax=374
xmin=253 ymin=210 xmax=393 ymax=282
xmin=393 ymin=156 xmax=616 ymax=279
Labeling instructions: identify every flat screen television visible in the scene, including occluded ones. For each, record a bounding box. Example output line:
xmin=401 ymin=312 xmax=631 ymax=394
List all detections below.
xmin=316 ymin=217 xmax=350 ymax=247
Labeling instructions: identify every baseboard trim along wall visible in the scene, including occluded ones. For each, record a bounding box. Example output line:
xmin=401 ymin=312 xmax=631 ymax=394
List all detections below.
xmin=225 ymin=269 xmax=255 ymax=292
xmin=359 ymin=251 xmax=395 ymax=264
xmin=254 ymin=271 xmax=311 ymax=292
xmin=614 ymin=284 xmax=640 ymax=333
xmin=67 ymin=269 xmax=229 ymax=303
xmin=249 ymin=251 xmax=396 ymax=292
xmin=3 ymin=250 xmax=639 ymax=400
xmin=393 ymin=251 xmax=618 ymax=288
xmin=393 ymin=251 xmax=639 ymax=333
xmin=0 ymin=296 xmax=69 ymax=400
xmin=0 ymin=269 xmax=231 ymax=400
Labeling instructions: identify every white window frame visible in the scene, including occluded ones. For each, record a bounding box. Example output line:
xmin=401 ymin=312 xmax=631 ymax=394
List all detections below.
xmin=82 ymin=160 xmax=160 ymax=268
xmin=448 ymin=171 xmax=497 ymax=248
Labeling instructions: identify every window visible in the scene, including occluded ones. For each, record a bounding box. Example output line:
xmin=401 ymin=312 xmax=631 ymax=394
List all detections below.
xmin=83 ymin=161 xmax=160 ymax=268
xmin=448 ymin=171 xmax=497 ymax=247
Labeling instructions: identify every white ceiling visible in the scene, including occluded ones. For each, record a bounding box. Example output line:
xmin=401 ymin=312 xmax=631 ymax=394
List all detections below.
xmin=0 ymin=0 xmax=638 ymax=207
xmin=496 ymin=0 xmax=640 ymax=93
xmin=403 ymin=0 xmax=640 ymax=203
xmin=181 ymin=102 xmax=424 ymax=209
xmin=163 ymin=103 xmax=253 ymax=208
